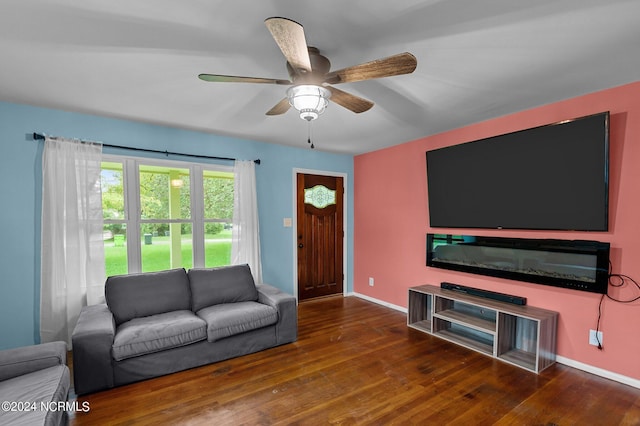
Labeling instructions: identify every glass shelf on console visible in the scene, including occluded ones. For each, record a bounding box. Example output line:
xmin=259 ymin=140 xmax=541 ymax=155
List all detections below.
xmin=432 ymin=297 xmax=497 ymax=356
xmin=434 ymin=297 xmax=497 ymax=332
xmin=432 ymin=318 xmax=494 ymax=355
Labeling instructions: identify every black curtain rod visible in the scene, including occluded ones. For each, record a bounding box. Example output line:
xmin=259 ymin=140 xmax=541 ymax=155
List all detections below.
xmin=32 ymin=132 xmax=260 ymax=164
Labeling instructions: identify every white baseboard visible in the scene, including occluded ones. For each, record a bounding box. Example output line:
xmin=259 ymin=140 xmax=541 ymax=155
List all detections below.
xmin=349 ymin=292 xmax=407 ymax=313
xmin=351 ymin=292 xmax=639 ymax=389
xmin=555 ymin=356 xmax=640 ymax=389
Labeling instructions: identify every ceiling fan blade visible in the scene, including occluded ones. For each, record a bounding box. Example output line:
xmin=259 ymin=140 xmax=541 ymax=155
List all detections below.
xmin=266 ymin=98 xmax=291 ymax=116
xmin=326 ymin=86 xmax=374 ymax=114
xmin=265 ymin=17 xmax=312 ymax=74
xmin=198 ymin=74 xmax=291 ymax=85
xmin=324 ymin=52 xmax=417 ymax=84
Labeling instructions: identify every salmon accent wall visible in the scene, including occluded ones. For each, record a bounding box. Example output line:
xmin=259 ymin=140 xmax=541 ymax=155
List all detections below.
xmin=354 ymin=81 xmax=640 ymax=380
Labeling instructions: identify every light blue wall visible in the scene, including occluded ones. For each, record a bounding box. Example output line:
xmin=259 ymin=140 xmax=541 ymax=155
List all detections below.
xmin=0 ymin=101 xmax=354 ymax=350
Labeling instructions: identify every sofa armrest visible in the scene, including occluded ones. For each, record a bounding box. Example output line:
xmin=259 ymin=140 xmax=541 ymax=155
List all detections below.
xmin=256 ymin=284 xmax=297 ymax=345
xmin=72 ymin=304 xmax=116 ymax=395
xmin=0 ymin=341 xmax=67 ymax=382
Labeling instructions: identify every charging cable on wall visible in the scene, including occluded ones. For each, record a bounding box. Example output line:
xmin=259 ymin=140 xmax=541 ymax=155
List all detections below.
xmin=595 ymin=263 xmax=640 ymax=350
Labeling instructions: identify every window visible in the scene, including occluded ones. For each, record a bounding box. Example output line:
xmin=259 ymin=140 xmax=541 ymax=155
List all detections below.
xmin=203 ymin=170 xmax=234 ymax=268
xmin=304 ymin=184 xmax=336 ymax=209
xmin=101 ymin=156 xmax=234 ymax=275
xmin=102 ymin=161 xmax=127 ymax=276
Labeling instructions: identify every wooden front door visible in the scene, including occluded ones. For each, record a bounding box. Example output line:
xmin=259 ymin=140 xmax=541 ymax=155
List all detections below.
xmin=297 ymin=173 xmax=344 ymax=301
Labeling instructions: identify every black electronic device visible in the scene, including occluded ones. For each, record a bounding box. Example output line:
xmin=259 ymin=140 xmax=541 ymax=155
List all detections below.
xmin=426 ymin=111 xmax=609 ymax=231
xmin=440 ymin=282 xmax=527 ymax=305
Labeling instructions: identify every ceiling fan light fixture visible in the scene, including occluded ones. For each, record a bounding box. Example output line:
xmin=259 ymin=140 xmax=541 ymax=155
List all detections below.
xmin=286 ymin=84 xmax=331 ymax=121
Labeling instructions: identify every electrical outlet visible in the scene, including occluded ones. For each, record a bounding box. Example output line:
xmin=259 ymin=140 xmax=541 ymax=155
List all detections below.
xmin=368 ymin=277 xmax=374 ymax=287
xmin=589 ymin=329 xmax=603 ymax=346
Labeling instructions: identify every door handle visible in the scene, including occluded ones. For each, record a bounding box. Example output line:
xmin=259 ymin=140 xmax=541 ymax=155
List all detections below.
xmin=298 ymin=243 xmax=304 ymax=248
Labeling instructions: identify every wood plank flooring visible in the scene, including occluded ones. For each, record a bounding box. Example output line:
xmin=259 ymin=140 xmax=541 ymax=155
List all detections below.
xmin=69 ymin=296 xmax=640 ymax=425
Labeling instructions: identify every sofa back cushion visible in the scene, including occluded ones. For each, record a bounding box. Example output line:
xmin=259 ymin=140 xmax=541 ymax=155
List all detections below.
xmin=105 ymin=268 xmax=191 ymax=325
xmin=188 ymin=264 xmax=258 ymax=312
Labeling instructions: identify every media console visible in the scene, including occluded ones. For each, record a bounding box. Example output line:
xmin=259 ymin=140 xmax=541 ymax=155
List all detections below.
xmin=408 ymin=284 xmax=558 ymax=373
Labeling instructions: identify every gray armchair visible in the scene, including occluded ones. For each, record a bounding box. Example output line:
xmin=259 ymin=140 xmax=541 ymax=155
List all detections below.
xmin=0 ymin=341 xmax=70 ymax=426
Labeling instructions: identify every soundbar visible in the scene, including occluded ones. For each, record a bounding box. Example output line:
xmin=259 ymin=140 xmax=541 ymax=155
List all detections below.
xmin=440 ymin=282 xmax=527 ymax=305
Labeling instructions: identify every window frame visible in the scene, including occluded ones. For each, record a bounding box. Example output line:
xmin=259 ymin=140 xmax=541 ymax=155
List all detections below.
xmin=102 ymin=154 xmax=234 ymax=274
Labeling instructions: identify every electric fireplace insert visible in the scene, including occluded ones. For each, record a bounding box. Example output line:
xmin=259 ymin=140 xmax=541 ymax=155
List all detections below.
xmin=426 ymin=234 xmax=610 ymax=294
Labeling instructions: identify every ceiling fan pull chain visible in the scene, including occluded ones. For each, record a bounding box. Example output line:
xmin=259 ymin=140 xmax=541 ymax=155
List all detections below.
xmin=307 ymin=121 xmax=315 ymax=149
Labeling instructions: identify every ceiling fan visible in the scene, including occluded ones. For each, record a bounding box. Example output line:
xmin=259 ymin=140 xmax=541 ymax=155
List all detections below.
xmin=198 ymin=17 xmax=418 ymax=122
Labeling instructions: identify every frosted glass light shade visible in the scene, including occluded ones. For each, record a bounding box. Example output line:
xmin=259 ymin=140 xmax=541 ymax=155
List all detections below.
xmin=286 ymin=85 xmax=331 ymax=121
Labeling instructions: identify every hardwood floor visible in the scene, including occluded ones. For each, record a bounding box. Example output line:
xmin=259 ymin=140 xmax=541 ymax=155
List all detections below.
xmin=69 ymin=296 xmax=640 ymax=425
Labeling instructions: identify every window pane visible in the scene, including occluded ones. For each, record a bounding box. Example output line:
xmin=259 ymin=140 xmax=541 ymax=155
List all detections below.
xmin=204 ymin=222 xmax=232 ymax=267
xmin=101 ymin=162 xmax=125 ymax=220
xmin=141 ymin=224 xmax=193 ymax=272
xmin=140 ymin=165 xmax=191 ymax=220
xmin=203 ymin=170 xmax=233 ymax=268
xmin=304 ymin=184 xmax=336 ymax=208
xmin=203 ymin=171 xmax=233 ymax=220
xmin=104 ymin=224 xmax=127 ymax=276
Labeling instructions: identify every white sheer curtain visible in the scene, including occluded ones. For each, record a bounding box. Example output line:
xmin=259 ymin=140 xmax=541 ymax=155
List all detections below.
xmin=231 ymin=160 xmax=262 ymax=283
xmin=40 ymin=137 xmax=105 ymax=347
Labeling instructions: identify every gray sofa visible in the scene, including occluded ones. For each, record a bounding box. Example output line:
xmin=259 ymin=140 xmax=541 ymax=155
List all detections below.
xmin=72 ymin=264 xmax=297 ymax=395
xmin=0 ymin=341 xmax=70 ymax=426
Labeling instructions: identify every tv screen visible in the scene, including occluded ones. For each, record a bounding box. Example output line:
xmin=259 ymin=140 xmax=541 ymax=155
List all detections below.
xmin=426 ymin=112 xmax=609 ymax=231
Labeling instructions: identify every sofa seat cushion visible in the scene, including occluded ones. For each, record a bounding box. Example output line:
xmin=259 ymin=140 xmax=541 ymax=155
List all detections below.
xmin=112 ymin=310 xmax=207 ymax=361
xmin=197 ymin=301 xmax=278 ymax=342
xmin=0 ymin=365 xmax=70 ymax=426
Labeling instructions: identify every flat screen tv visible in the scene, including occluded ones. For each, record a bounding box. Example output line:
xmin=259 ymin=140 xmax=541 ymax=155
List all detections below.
xmin=426 ymin=112 xmax=609 ymax=231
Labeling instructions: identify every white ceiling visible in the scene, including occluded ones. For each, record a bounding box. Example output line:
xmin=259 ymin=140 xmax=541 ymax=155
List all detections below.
xmin=1 ymin=0 xmax=639 ymax=155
